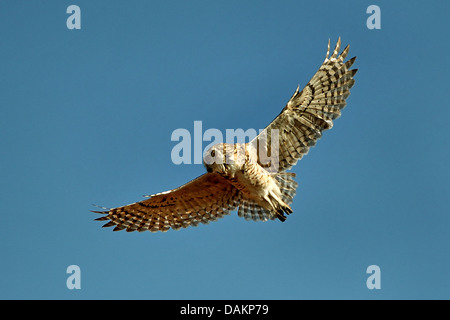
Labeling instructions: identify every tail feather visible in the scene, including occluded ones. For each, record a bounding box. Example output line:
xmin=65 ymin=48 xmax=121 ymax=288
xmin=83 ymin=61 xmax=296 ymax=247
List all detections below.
xmin=237 ymin=172 xmax=299 ymax=222
xmin=275 ymin=172 xmax=298 ymax=205
xmin=238 ymin=199 xmax=272 ymax=222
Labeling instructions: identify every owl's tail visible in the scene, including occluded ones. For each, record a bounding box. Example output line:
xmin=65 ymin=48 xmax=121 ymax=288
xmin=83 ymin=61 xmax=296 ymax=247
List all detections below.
xmin=237 ymin=172 xmax=298 ymax=222
xmin=274 ymin=172 xmax=298 ymax=205
xmin=272 ymin=172 xmax=298 ymax=221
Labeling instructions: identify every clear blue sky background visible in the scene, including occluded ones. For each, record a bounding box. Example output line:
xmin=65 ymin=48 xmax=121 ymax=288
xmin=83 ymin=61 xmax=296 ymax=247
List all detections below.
xmin=1 ymin=0 xmax=449 ymax=299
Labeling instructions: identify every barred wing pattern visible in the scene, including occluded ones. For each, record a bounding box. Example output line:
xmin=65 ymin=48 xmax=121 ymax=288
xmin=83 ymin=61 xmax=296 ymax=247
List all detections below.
xmin=251 ymin=37 xmax=357 ymax=172
xmin=94 ymin=173 xmax=240 ymax=232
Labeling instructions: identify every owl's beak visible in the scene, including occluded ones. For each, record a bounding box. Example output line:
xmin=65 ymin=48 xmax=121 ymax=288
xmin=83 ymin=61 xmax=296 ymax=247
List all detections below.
xmin=206 ymin=166 xmax=213 ymax=173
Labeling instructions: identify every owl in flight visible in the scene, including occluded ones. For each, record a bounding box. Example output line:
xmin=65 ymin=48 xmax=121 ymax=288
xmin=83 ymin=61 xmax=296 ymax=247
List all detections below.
xmin=94 ymin=38 xmax=357 ymax=232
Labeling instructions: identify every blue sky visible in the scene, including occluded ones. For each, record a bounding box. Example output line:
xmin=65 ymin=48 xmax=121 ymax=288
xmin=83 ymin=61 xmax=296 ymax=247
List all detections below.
xmin=1 ymin=0 xmax=449 ymax=299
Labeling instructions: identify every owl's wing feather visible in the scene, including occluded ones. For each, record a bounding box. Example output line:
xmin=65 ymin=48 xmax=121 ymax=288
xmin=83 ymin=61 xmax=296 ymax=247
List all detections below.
xmin=93 ymin=173 xmax=240 ymax=232
xmin=250 ymin=37 xmax=357 ymax=172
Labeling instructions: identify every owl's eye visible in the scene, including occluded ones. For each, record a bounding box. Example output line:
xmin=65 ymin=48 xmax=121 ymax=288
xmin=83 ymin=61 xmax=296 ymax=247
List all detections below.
xmin=210 ymin=150 xmax=216 ymax=157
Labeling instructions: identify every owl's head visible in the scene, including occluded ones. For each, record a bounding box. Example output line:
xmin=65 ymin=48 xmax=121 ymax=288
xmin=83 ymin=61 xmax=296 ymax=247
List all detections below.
xmin=203 ymin=143 xmax=246 ymax=176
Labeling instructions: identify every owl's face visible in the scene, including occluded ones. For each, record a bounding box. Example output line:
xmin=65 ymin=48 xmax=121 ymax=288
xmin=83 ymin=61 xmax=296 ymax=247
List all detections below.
xmin=203 ymin=143 xmax=246 ymax=175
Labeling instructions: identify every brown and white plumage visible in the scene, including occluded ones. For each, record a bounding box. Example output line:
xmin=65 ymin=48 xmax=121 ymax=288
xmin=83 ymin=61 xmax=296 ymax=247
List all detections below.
xmin=94 ymin=173 xmax=241 ymax=232
xmin=252 ymin=37 xmax=357 ymax=172
xmin=94 ymin=38 xmax=357 ymax=233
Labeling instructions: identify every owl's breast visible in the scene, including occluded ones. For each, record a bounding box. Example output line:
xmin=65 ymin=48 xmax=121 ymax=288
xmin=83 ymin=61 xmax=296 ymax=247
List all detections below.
xmin=225 ymin=161 xmax=272 ymax=201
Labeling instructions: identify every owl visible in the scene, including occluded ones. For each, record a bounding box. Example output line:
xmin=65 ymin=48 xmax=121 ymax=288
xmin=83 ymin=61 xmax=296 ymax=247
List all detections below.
xmin=94 ymin=38 xmax=357 ymax=232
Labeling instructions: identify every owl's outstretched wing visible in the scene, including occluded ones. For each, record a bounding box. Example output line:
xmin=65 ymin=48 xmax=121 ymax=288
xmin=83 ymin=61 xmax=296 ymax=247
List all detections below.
xmin=93 ymin=173 xmax=241 ymax=232
xmin=250 ymin=37 xmax=357 ymax=172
